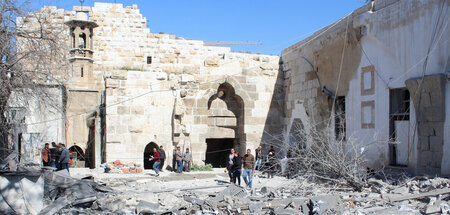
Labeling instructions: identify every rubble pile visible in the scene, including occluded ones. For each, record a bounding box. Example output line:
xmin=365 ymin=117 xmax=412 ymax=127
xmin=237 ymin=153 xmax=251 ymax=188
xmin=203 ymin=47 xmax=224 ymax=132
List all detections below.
xmin=2 ymin=163 xmax=449 ymax=214
xmin=43 ymin=172 xmax=449 ymax=215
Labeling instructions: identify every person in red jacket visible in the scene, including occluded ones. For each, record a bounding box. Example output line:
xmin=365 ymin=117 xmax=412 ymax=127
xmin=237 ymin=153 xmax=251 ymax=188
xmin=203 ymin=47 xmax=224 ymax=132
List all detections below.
xmin=149 ymin=147 xmax=161 ymax=176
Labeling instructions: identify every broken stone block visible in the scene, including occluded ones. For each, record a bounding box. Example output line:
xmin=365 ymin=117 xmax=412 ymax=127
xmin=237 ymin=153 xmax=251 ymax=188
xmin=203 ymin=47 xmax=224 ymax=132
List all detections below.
xmin=38 ymin=197 xmax=70 ymax=215
xmin=274 ymin=206 xmax=297 ymax=215
xmin=52 ymin=169 xmax=76 ymax=187
xmin=184 ymin=196 xmax=205 ymax=206
xmin=103 ymin=199 xmax=125 ymax=212
xmin=136 ymin=200 xmax=162 ymax=214
xmin=309 ymin=195 xmax=341 ymax=213
xmin=159 ymin=193 xmax=181 ymax=206
xmin=425 ymin=203 xmax=441 ymax=214
xmin=391 ymin=186 xmax=409 ymax=194
xmin=249 ymin=202 xmax=263 ymax=213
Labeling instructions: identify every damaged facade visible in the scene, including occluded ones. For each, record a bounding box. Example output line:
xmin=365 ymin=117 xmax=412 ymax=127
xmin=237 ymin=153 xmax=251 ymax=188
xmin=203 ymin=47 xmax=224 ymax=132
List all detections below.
xmin=3 ymin=0 xmax=449 ymax=176
xmin=6 ymin=3 xmax=283 ymax=169
xmin=282 ymin=0 xmax=450 ymax=175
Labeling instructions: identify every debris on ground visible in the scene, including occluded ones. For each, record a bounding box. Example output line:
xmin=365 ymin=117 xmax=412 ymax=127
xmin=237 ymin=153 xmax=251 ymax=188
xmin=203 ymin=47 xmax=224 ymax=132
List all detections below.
xmin=100 ymin=160 xmax=144 ymax=174
xmin=1 ymin=166 xmax=449 ymax=214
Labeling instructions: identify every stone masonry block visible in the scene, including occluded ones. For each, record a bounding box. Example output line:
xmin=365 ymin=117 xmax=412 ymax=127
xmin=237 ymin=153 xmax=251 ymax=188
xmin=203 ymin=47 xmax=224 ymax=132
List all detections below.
xmin=131 ymin=106 xmax=144 ymax=115
xmin=405 ymin=74 xmax=445 ymax=122
xmin=418 ymin=136 xmax=430 ymax=151
xmin=204 ymin=58 xmax=219 ymax=67
xmin=128 ymin=125 xmax=143 ymax=133
xmin=214 ymin=117 xmax=237 ymax=127
xmin=429 ymin=136 xmax=443 ymax=152
xmin=111 ymin=70 xmax=128 ymax=80
xmin=117 ymin=106 xmax=130 ymax=115
xmin=240 ymin=84 xmax=257 ymax=92
xmin=106 ymin=79 xmax=119 ymax=88
xmin=246 ymin=117 xmax=266 ymax=125
xmin=116 ymin=125 xmax=128 ymax=134
xmin=183 ymin=98 xmax=196 ymax=107
xmin=418 ymin=122 xmax=437 ymax=136
xmin=194 ymin=108 xmax=208 ymax=115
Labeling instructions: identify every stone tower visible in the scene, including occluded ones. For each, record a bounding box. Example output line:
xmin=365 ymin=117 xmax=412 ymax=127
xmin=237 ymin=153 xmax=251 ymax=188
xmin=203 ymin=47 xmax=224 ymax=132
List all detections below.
xmin=65 ymin=9 xmax=98 ymax=79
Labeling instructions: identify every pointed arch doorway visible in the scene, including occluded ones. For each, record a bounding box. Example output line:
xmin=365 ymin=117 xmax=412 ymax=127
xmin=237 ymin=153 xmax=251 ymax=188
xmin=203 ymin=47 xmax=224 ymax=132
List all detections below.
xmin=143 ymin=142 xmax=158 ymax=169
xmin=205 ymin=82 xmax=245 ymax=167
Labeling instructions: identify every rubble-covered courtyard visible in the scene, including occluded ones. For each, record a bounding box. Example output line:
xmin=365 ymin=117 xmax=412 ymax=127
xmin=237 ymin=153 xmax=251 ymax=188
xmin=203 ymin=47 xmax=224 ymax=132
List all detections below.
xmin=7 ymin=166 xmax=444 ymax=214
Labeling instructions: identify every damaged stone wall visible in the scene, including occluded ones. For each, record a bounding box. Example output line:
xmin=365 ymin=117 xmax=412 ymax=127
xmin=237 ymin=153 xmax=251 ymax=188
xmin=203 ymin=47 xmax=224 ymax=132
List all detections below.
xmin=6 ymin=86 xmax=66 ymax=156
xmin=20 ymin=3 xmax=281 ymax=168
xmin=281 ymin=0 xmax=450 ymax=174
xmin=88 ymin=3 xmax=281 ymax=167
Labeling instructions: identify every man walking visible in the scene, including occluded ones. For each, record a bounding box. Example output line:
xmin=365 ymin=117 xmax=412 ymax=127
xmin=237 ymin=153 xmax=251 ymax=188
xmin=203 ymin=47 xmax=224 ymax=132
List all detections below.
xmin=42 ymin=143 xmax=51 ymax=166
xmin=255 ymin=145 xmax=263 ymax=171
xmin=226 ymin=148 xmax=235 ymax=183
xmin=242 ymin=149 xmax=255 ymax=188
xmin=58 ymin=143 xmax=70 ymax=172
xmin=150 ymin=147 xmax=161 ymax=176
xmin=158 ymin=145 xmax=166 ymax=171
xmin=175 ymin=146 xmax=183 ymax=173
xmin=183 ymin=148 xmax=192 ymax=172
xmin=232 ymin=151 xmax=242 ymax=186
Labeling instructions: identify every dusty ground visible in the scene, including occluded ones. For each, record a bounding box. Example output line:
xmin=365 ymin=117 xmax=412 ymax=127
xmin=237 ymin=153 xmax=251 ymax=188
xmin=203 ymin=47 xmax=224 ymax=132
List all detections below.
xmin=70 ymin=168 xmax=294 ymax=195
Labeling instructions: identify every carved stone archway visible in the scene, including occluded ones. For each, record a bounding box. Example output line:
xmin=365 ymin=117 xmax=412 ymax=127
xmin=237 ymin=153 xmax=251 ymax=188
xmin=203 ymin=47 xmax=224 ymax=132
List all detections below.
xmin=204 ymin=82 xmax=246 ymax=166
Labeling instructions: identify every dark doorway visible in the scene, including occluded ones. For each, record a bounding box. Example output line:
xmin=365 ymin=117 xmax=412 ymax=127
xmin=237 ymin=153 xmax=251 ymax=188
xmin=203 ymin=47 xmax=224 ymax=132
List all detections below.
xmin=205 ymin=138 xmax=235 ymax=168
xmin=389 ymin=88 xmax=410 ymax=166
xmin=85 ymin=125 xmax=95 ymax=168
xmin=143 ymin=142 xmax=158 ymax=169
xmin=69 ymin=145 xmax=86 ymax=168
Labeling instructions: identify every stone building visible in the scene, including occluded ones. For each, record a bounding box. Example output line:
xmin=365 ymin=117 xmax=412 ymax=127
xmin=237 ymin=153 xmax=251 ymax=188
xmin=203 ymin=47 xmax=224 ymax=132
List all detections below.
xmin=8 ymin=3 xmax=283 ymax=169
xmin=281 ymin=0 xmax=450 ymax=175
xmin=7 ymin=0 xmax=448 ymax=176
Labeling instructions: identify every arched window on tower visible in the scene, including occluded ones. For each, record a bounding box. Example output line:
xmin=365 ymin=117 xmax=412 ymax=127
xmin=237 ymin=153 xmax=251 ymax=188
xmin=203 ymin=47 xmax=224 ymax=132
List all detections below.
xmin=79 ymin=33 xmax=86 ymax=49
xmin=89 ymin=34 xmax=92 ymax=49
xmin=81 ymin=66 xmax=84 ymax=77
xmin=72 ymin=33 xmax=76 ymax=48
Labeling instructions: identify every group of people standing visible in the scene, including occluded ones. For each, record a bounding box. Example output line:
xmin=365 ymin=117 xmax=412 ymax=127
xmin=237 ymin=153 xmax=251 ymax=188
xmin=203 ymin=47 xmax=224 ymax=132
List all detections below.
xmin=226 ymin=145 xmax=276 ymax=188
xmin=41 ymin=142 xmax=71 ymax=171
xmin=173 ymin=146 xmax=192 ymax=173
xmin=149 ymin=145 xmax=193 ymax=176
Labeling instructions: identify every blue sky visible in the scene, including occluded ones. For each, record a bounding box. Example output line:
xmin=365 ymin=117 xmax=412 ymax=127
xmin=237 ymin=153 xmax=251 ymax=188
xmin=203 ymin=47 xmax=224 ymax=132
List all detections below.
xmin=30 ymin=0 xmax=366 ymax=55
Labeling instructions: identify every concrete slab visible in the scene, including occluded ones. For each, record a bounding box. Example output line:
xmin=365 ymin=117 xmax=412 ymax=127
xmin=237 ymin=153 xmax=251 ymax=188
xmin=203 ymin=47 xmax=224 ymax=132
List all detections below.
xmin=0 ymin=174 xmax=44 ymax=215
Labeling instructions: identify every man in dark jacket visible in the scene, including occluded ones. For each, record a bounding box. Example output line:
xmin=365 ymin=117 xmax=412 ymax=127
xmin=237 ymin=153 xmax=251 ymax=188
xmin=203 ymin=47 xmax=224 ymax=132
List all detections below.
xmin=232 ymin=151 xmax=242 ymax=186
xmin=50 ymin=142 xmax=60 ymax=169
xmin=255 ymin=145 xmax=263 ymax=171
xmin=242 ymin=149 xmax=255 ymax=188
xmin=58 ymin=143 xmax=70 ymax=172
xmin=158 ymin=146 xmax=166 ymax=171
